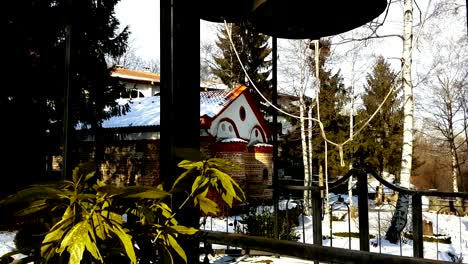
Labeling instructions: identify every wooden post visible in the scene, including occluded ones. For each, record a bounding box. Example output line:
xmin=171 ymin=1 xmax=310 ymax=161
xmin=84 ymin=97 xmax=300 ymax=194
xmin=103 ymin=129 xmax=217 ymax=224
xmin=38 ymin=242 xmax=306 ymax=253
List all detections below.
xmin=412 ymin=194 xmax=424 ymax=258
xmin=311 ymin=187 xmax=322 ymax=264
xmin=357 ymin=169 xmax=370 ymax=251
xmin=160 ymin=1 xmax=200 ymax=263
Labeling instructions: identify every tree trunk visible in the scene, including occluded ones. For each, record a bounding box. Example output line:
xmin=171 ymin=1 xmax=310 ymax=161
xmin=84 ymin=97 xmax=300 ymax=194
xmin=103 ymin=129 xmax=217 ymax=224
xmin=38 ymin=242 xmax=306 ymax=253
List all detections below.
xmin=450 ymin=141 xmax=459 ymax=193
xmin=301 ymin=100 xmax=311 ymax=215
xmin=386 ymin=0 xmax=413 ymax=243
xmin=400 ymin=0 xmax=414 ymax=189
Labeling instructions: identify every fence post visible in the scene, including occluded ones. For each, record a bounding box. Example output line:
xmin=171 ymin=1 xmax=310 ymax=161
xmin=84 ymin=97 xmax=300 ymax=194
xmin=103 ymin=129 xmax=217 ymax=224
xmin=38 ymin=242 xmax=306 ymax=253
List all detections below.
xmin=412 ymin=193 xmax=423 ymax=258
xmin=312 ymin=187 xmax=322 ymax=264
xmin=357 ymin=168 xmax=369 ymax=252
xmin=312 ymin=187 xmax=323 ymax=245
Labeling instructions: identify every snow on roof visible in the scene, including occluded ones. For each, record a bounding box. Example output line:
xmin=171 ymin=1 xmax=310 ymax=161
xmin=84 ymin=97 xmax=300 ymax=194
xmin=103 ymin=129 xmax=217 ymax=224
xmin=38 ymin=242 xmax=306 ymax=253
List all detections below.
xmin=102 ymin=97 xmax=161 ymax=128
xmin=80 ymin=87 xmax=245 ymax=130
xmin=220 ymin=138 xmax=248 ymax=143
xmin=199 ymin=89 xmax=232 ymax=117
xmin=253 ymin=143 xmax=273 ymax=147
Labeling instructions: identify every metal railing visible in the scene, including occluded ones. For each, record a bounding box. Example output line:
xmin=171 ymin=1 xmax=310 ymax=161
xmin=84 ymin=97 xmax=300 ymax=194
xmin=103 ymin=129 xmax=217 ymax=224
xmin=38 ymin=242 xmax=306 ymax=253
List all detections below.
xmin=199 ymin=165 xmax=468 ymax=263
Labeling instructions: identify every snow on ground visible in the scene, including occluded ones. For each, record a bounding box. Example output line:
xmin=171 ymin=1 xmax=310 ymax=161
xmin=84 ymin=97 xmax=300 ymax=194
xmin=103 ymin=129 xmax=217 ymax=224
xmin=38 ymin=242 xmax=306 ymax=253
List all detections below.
xmin=1 ymin=195 xmax=467 ymax=263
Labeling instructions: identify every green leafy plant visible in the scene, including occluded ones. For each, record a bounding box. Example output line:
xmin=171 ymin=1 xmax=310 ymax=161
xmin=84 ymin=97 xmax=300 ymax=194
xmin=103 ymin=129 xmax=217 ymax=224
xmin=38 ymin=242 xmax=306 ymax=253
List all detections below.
xmin=0 ymin=158 xmax=245 ymax=264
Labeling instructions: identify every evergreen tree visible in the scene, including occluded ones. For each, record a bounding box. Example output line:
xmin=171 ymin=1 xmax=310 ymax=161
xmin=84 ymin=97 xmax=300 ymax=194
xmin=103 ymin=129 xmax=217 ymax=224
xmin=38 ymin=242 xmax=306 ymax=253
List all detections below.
xmin=310 ymin=40 xmax=349 ymax=178
xmin=357 ymin=56 xmax=403 ymax=177
xmin=0 ymin=0 xmax=129 ymax=194
xmin=211 ymin=21 xmax=272 ymax=106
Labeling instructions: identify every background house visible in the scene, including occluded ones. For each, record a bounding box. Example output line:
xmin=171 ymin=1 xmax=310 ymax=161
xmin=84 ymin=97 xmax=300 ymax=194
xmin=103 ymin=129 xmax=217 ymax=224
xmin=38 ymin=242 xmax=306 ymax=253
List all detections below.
xmin=111 ymin=66 xmax=161 ymax=97
xmin=76 ymin=78 xmax=273 ymax=202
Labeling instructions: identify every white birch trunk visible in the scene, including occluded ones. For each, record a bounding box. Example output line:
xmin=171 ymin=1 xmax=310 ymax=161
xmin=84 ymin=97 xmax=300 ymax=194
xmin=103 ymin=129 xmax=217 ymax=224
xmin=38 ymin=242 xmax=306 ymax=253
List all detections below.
xmin=300 ymin=97 xmax=311 ymax=215
xmin=348 ymin=86 xmax=354 ymax=207
xmin=386 ymin=0 xmax=414 ymax=243
xmin=451 ymin=143 xmax=459 ymax=192
xmin=399 ymin=0 xmax=414 ymax=189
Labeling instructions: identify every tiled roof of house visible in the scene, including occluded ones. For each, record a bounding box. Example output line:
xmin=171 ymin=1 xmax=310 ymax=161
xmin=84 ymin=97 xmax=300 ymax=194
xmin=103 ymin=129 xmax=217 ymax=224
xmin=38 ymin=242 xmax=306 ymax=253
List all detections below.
xmin=93 ymin=85 xmax=247 ymax=129
xmin=111 ymin=67 xmax=160 ymax=83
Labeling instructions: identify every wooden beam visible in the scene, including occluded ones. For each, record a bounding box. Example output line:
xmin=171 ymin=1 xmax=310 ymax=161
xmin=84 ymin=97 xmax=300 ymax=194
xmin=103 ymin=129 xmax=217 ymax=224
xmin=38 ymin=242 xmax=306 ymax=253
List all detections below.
xmin=201 ymin=231 xmax=452 ymax=264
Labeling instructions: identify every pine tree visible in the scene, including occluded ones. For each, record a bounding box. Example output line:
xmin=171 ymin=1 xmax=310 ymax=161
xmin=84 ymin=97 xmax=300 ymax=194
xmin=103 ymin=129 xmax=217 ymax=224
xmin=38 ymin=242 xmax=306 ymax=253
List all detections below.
xmin=211 ymin=21 xmax=272 ymax=106
xmin=358 ymin=56 xmax=403 ymax=177
xmin=0 ymin=0 xmax=129 ymax=193
xmin=310 ymin=40 xmax=349 ymax=178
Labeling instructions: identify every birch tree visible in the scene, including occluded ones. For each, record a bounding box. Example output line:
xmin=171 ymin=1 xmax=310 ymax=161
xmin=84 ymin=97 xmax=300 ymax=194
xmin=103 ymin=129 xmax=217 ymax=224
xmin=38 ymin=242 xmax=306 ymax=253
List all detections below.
xmin=424 ymin=35 xmax=468 ymax=192
xmin=278 ymin=39 xmax=314 ymax=214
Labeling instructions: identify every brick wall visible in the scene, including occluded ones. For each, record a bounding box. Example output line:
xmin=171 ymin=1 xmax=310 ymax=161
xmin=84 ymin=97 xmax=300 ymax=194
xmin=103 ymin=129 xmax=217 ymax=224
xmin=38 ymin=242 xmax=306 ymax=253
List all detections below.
xmin=210 ymin=141 xmax=248 ymax=190
xmin=246 ymin=144 xmax=273 ymax=201
xmin=77 ymin=140 xmax=160 ymax=187
xmin=77 ymin=139 xmax=273 ymax=205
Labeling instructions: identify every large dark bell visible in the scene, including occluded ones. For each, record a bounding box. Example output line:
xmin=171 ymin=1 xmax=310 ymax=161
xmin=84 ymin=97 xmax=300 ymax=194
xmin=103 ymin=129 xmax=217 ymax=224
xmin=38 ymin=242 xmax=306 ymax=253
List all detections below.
xmin=251 ymin=0 xmax=388 ymax=39
xmin=199 ymin=0 xmax=252 ymax=23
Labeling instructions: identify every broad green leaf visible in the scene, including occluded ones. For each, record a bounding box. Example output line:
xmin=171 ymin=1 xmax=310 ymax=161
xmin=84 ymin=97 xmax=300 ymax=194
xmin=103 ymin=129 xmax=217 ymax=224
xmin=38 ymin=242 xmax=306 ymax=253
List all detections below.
xmin=0 ymin=186 xmax=63 ymax=205
xmin=191 ymin=175 xmax=209 ymax=194
xmin=195 ymin=189 xmax=219 ymax=215
xmin=58 ymin=221 xmax=89 ymax=264
xmin=68 ymin=241 xmax=86 ymax=264
xmin=167 ymin=234 xmax=187 ymax=263
xmin=209 ymin=168 xmax=245 ymax=203
xmin=84 ymin=171 xmax=95 ymax=182
xmin=125 ymin=190 xmax=169 ymax=199
xmin=209 ymin=168 xmax=236 ymax=195
xmin=111 ymin=224 xmax=137 ymax=264
xmin=72 ymin=167 xmax=81 ymax=184
xmin=169 ymin=225 xmax=199 ymax=235
xmin=85 ymin=224 xmax=102 ymax=261
xmin=93 ymin=214 xmax=109 ymax=240
xmin=221 ymin=193 xmax=234 ymax=207
xmin=15 ymin=199 xmax=48 ymax=216
xmin=75 ymin=193 xmax=97 ymax=201
xmin=177 ymin=160 xmax=203 ymax=170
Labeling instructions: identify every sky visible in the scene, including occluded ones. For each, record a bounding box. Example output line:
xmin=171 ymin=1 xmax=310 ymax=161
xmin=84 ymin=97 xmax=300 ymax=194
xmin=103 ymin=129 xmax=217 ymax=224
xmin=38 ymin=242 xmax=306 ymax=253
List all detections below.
xmin=113 ymin=0 xmax=414 ymax=89
xmin=114 ymin=0 xmax=467 ymax=122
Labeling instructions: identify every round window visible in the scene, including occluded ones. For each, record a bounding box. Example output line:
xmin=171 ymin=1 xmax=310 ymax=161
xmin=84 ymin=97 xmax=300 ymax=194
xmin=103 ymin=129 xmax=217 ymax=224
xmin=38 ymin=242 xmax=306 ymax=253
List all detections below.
xmin=239 ymin=106 xmax=246 ymax=121
xmin=255 ymin=129 xmax=259 ymax=137
xmin=221 ymin=123 xmax=226 ymax=131
xmin=228 ymin=125 xmax=233 ymax=132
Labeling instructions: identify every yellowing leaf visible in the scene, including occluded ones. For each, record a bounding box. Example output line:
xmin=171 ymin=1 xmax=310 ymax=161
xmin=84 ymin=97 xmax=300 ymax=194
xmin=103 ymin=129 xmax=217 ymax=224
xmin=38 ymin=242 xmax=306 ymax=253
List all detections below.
xmin=167 ymin=234 xmax=187 ymax=263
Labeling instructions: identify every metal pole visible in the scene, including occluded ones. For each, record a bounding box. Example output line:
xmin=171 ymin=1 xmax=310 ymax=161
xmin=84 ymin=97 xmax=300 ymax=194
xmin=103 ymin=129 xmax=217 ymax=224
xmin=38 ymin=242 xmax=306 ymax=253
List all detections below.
xmin=272 ymin=36 xmax=279 ymax=240
xmin=357 ymin=169 xmax=370 ymax=251
xmin=62 ymin=0 xmax=72 ymax=180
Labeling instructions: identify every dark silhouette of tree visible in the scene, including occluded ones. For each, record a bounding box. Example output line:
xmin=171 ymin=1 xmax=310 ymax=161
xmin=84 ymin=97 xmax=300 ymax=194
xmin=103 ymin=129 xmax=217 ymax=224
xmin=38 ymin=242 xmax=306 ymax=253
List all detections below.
xmin=0 ymin=0 xmax=129 ymax=195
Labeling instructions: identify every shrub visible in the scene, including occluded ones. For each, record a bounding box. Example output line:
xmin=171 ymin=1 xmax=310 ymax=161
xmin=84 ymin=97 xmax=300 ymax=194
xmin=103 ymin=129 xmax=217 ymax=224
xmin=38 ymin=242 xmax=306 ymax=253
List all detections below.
xmin=0 ymin=158 xmax=245 ymax=264
xmin=240 ymin=205 xmax=300 ymax=241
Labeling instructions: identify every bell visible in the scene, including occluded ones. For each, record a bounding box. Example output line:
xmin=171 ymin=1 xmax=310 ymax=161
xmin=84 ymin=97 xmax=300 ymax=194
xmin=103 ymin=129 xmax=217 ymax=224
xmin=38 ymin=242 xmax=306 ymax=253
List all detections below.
xmin=251 ymin=0 xmax=388 ymax=39
xmin=199 ymin=0 xmax=252 ymax=23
